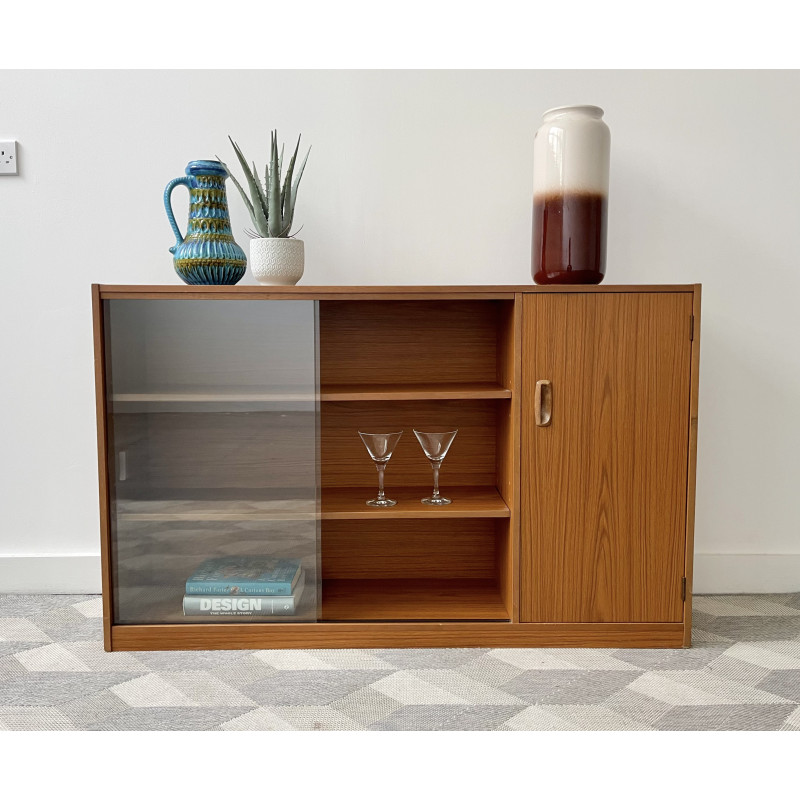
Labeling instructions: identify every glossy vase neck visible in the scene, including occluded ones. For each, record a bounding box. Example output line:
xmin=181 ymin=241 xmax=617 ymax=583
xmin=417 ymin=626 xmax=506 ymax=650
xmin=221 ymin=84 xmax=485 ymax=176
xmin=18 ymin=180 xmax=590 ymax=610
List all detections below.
xmin=542 ymin=105 xmax=605 ymax=122
xmin=185 ymin=159 xmax=228 ymax=178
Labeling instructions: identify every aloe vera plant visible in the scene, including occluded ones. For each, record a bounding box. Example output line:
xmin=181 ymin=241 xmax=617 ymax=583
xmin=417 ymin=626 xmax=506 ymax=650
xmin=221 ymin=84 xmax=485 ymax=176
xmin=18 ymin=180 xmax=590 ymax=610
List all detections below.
xmin=223 ymin=131 xmax=310 ymax=238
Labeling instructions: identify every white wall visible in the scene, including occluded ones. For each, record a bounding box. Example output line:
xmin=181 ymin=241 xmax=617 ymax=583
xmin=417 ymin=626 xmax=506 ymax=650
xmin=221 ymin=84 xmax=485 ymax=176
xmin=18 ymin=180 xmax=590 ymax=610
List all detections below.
xmin=1 ymin=69 xmax=799 ymax=593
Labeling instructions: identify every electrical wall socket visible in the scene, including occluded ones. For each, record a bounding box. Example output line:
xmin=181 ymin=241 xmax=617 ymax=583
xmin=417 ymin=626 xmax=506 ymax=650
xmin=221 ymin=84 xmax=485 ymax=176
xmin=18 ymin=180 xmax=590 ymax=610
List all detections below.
xmin=0 ymin=141 xmax=18 ymax=175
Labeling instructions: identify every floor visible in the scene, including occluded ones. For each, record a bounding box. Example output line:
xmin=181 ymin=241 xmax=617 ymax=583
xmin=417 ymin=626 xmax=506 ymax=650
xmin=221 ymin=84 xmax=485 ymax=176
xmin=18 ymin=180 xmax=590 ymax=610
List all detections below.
xmin=0 ymin=593 xmax=799 ymax=731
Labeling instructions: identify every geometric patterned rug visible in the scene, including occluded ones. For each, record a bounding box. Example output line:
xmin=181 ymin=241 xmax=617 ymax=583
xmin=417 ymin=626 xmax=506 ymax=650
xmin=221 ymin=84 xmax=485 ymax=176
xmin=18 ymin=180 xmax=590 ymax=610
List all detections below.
xmin=1 ymin=593 xmax=799 ymax=731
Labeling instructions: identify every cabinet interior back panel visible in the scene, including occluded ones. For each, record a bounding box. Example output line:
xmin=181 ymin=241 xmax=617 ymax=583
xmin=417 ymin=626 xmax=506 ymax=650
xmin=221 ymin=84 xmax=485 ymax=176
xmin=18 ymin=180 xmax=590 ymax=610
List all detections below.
xmin=319 ymin=300 xmax=502 ymax=385
xmin=107 ymin=299 xmax=317 ymax=395
xmin=113 ymin=411 xmax=317 ymax=492
xmin=321 ymin=519 xmax=503 ymax=580
xmin=320 ymin=399 xmax=499 ymax=488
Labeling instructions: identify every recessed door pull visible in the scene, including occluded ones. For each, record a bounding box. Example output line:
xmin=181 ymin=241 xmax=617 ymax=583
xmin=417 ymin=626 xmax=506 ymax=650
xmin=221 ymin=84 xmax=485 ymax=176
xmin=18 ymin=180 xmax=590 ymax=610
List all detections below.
xmin=535 ymin=379 xmax=552 ymax=427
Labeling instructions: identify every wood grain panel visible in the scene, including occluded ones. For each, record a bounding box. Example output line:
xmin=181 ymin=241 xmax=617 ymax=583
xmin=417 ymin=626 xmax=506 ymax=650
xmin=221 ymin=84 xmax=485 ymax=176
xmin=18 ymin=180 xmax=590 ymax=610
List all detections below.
xmin=320 ymin=399 xmax=501 ymax=488
xmin=320 ymin=382 xmax=511 ymax=401
xmin=496 ymin=519 xmax=514 ymax=620
xmin=496 ymin=299 xmax=517 ymax=392
xmin=119 ymin=411 xmax=317 ymax=491
xmin=496 ymin=295 xmax=522 ymax=620
xmin=321 ymin=485 xmax=509 ymax=518
xmin=93 ymin=289 xmax=114 ymax=650
xmin=111 ymin=622 xmax=686 ymax=650
xmin=521 ymin=292 xmax=692 ymax=623
xmin=319 ymin=300 xmax=500 ymax=385
xmin=495 ymin=300 xmax=518 ymax=506
xmin=321 ymin=579 xmax=507 ymax=620
xmin=321 ymin=519 xmax=501 ymax=579
xmin=98 ymin=284 xmax=696 ymax=300
xmin=684 ymin=285 xmax=702 ymax=645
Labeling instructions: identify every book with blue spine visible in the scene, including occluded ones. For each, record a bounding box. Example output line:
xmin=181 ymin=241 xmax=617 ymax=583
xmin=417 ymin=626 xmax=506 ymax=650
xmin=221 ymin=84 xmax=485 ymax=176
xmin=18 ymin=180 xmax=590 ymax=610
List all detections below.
xmin=185 ymin=556 xmax=302 ymax=596
xmin=183 ymin=573 xmax=306 ymax=616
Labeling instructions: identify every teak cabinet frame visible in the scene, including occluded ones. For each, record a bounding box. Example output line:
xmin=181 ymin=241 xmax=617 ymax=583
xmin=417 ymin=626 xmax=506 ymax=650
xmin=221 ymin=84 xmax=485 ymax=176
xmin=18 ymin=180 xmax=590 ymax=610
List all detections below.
xmin=93 ymin=284 xmax=701 ymax=651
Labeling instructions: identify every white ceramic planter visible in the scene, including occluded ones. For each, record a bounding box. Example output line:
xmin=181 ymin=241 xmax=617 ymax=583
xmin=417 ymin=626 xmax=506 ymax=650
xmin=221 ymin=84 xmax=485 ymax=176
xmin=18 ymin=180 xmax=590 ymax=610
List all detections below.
xmin=250 ymin=238 xmax=305 ymax=285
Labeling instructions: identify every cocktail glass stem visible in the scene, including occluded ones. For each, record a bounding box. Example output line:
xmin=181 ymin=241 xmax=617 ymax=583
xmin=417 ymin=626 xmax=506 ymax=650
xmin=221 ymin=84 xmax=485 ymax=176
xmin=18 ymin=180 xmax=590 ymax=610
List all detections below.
xmin=430 ymin=460 xmax=441 ymax=500
xmin=376 ymin=462 xmax=387 ymax=502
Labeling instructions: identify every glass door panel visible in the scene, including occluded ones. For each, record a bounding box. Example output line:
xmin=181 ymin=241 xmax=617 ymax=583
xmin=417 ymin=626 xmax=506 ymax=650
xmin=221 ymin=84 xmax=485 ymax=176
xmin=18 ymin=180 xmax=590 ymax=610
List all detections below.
xmin=104 ymin=299 xmax=319 ymax=624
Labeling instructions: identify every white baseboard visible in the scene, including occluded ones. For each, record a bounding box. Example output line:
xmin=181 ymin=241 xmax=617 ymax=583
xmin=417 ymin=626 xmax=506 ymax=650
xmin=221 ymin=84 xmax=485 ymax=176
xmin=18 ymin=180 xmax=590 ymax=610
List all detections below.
xmin=0 ymin=553 xmax=797 ymax=595
xmin=693 ymin=554 xmax=800 ymax=594
xmin=0 ymin=555 xmax=102 ymax=594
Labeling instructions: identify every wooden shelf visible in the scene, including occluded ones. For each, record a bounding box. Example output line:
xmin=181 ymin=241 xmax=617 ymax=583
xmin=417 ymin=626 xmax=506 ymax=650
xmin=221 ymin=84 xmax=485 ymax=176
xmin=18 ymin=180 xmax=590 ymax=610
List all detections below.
xmin=114 ymin=585 xmax=318 ymax=625
xmin=321 ymin=579 xmax=508 ymax=621
xmin=116 ymin=486 xmax=508 ymax=521
xmin=320 ymin=382 xmax=511 ymax=401
xmin=114 ymin=580 xmax=508 ymax=624
xmin=100 ymin=284 xmax=697 ymax=299
xmin=113 ymin=389 xmax=314 ymax=403
xmin=116 ymin=496 xmax=317 ymax=522
xmin=321 ymin=485 xmax=509 ymax=519
xmin=112 ymin=387 xmax=314 ymax=412
xmin=113 ymin=383 xmax=511 ymax=405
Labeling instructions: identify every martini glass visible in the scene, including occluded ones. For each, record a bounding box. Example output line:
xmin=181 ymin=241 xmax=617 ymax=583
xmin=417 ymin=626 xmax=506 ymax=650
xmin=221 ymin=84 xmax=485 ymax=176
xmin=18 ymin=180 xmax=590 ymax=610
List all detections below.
xmin=358 ymin=431 xmax=403 ymax=507
xmin=413 ymin=429 xmax=458 ymax=505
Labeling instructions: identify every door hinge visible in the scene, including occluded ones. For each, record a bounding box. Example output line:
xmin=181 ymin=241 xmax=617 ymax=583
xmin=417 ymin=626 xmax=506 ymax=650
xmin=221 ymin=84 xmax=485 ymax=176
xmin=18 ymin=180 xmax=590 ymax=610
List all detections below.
xmin=681 ymin=577 xmax=687 ymax=601
xmin=689 ymin=315 xmax=695 ymax=341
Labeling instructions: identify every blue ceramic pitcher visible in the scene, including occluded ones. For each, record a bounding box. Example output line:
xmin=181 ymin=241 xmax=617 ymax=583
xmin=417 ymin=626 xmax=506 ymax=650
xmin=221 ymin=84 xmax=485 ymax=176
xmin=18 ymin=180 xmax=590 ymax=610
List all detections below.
xmin=164 ymin=160 xmax=247 ymax=285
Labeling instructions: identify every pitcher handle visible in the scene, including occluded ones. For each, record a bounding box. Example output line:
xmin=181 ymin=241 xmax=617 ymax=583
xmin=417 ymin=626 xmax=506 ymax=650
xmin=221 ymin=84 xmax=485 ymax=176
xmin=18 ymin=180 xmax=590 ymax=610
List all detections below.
xmin=164 ymin=176 xmax=191 ymax=254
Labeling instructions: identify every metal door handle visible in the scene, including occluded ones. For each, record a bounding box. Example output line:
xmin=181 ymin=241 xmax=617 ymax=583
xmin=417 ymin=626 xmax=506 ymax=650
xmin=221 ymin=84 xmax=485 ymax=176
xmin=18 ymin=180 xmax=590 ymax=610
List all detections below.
xmin=535 ymin=380 xmax=552 ymax=427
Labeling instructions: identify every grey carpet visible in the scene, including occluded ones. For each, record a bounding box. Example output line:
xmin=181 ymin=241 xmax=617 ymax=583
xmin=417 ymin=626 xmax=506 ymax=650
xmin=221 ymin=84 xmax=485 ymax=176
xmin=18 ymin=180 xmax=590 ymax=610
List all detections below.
xmin=0 ymin=593 xmax=799 ymax=730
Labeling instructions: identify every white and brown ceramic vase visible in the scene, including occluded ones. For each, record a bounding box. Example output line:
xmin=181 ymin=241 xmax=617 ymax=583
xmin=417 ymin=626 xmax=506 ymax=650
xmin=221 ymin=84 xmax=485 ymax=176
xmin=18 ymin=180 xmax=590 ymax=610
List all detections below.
xmin=531 ymin=105 xmax=610 ymax=285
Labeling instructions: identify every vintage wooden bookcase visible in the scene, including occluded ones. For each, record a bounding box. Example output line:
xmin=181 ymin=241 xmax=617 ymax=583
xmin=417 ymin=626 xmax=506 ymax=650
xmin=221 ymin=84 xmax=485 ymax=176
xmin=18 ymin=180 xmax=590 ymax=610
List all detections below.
xmin=93 ymin=284 xmax=700 ymax=651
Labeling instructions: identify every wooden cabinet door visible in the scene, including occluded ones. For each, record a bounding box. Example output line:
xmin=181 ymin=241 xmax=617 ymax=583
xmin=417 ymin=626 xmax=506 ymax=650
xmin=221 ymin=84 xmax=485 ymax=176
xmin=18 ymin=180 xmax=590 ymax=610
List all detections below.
xmin=521 ymin=292 xmax=693 ymax=623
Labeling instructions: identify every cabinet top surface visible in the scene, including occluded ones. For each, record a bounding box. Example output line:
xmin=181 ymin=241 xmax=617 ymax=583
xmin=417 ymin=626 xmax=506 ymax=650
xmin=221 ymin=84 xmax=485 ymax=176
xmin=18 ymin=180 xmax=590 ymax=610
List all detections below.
xmin=96 ymin=284 xmax=700 ymax=298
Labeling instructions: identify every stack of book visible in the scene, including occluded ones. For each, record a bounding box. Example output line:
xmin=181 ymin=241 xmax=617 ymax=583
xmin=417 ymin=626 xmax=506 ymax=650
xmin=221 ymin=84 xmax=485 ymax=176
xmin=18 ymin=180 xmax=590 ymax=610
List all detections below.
xmin=182 ymin=556 xmax=304 ymax=617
